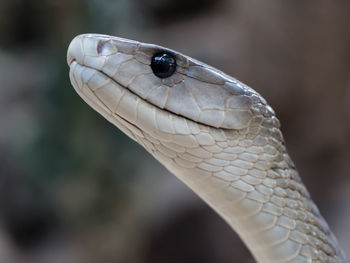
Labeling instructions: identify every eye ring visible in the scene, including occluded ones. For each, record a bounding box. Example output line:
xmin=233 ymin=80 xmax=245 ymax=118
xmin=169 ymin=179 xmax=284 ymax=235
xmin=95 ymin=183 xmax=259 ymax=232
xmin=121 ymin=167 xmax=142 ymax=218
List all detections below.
xmin=151 ymin=52 xmax=177 ymax=78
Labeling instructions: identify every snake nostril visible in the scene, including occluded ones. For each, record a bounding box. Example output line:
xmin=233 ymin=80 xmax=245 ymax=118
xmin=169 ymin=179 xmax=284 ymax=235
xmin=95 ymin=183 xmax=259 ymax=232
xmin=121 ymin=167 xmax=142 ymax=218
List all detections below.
xmin=97 ymin=40 xmax=104 ymax=55
xmin=96 ymin=39 xmax=118 ymax=56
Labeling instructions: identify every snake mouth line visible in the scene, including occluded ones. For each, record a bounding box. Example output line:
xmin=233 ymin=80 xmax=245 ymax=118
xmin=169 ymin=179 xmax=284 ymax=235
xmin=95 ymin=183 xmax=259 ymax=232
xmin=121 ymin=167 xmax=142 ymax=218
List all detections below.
xmin=70 ymin=61 xmax=145 ymax=139
xmin=70 ymin=60 xmax=224 ymax=134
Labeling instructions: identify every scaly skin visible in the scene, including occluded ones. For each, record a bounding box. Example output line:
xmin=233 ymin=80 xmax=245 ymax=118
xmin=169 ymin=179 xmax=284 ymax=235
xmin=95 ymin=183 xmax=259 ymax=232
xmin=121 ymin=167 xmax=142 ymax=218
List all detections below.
xmin=67 ymin=34 xmax=347 ymax=263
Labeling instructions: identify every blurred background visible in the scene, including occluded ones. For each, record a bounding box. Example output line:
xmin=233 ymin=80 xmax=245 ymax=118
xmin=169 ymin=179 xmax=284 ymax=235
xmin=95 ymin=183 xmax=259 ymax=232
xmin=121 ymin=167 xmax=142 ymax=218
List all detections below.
xmin=0 ymin=0 xmax=349 ymax=262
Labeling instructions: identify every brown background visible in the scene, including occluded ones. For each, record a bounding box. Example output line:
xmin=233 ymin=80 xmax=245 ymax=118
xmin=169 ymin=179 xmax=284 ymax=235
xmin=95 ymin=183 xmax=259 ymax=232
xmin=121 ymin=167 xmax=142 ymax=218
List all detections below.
xmin=0 ymin=0 xmax=349 ymax=262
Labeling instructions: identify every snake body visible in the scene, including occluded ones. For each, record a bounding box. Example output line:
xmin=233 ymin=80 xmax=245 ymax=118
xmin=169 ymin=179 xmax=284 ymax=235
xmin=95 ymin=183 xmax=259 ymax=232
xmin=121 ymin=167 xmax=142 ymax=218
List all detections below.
xmin=67 ymin=34 xmax=347 ymax=263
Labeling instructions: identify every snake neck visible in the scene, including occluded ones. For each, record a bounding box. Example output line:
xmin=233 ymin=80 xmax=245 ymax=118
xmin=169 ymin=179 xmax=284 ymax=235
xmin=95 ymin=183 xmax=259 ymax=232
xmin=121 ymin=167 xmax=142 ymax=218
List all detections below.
xmin=68 ymin=34 xmax=346 ymax=263
xmin=129 ymin=116 xmax=346 ymax=263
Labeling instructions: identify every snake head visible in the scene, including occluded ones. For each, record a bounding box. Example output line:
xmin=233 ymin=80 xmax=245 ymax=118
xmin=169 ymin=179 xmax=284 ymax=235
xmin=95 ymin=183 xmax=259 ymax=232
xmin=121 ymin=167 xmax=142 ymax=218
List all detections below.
xmin=68 ymin=34 xmax=277 ymax=133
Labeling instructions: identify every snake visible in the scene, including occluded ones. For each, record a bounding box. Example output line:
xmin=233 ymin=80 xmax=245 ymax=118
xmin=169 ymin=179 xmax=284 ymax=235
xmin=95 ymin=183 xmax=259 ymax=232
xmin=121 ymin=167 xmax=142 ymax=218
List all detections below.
xmin=67 ymin=33 xmax=347 ymax=263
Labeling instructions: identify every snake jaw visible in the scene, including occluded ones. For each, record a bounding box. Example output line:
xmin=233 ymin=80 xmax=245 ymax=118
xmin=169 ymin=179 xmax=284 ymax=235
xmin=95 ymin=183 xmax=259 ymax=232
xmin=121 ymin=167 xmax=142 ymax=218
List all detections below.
xmin=67 ymin=34 xmax=347 ymax=263
xmin=67 ymin=34 xmax=273 ymax=131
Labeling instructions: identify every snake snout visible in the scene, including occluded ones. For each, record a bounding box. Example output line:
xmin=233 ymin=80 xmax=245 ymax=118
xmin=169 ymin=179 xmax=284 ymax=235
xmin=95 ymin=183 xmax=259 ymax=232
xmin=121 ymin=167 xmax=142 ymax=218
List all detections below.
xmin=67 ymin=35 xmax=83 ymax=66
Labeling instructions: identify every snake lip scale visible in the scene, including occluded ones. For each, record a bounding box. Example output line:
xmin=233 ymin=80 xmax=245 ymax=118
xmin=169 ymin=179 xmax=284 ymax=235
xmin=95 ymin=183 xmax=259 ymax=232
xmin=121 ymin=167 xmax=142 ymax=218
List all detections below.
xmin=67 ymin=33 xmax=347 ymax=263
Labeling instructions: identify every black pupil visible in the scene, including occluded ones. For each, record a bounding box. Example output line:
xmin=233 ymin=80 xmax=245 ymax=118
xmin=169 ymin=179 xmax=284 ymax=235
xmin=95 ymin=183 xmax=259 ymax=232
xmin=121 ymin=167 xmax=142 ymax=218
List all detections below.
xmin=151 ymin=53 xmax=176 ymax=78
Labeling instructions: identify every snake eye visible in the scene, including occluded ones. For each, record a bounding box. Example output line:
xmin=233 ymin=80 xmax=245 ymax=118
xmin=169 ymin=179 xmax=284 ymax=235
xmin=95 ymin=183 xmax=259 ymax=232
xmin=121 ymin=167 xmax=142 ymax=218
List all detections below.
xmin=151 ymin=53 xmax=177 ymax=78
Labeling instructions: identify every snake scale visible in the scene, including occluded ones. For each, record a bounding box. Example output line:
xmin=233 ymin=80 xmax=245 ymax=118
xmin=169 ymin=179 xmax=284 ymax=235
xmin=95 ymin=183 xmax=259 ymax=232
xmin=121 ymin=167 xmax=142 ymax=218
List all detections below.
xmin=67 ymin=34 xmax=347 ymax=263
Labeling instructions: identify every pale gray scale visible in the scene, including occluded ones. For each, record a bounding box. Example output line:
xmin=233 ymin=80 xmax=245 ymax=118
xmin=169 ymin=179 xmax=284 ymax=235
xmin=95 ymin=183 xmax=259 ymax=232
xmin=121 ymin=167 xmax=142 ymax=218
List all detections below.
xmin=217 ymin=141 xmax=228 ymax=148
xmin=256 ymin=184 xmax=274 ymax=196
xmin=150 ymin=131 xmax=173 ymax=142
xmin=128 ymin=73 xmax=162 ymax=99
xmin=248 ymin=169 xmax=268 ymax=179
xmin=86 ymin=69 xmax=111 ymax=91
xmin=174 ymin=157 xmax=196 ymax=169
xmin=262 ymin=202 xmax=284 ymax=217
xmin=186 ymin=147 xmax=213 ymax=159
xmin=84 ymin=54 xmax=107 ymax=71
xmin=94 ymin=82 xmax=125 ymax=113
xmin=173 ymin=117 xmax=191 ymax=135
xmin=82 ymin=35 xmax=101 ymax=57
xmin=177 ymin=152 xmax=202 ymax=163
xmin=251 ymin=116 xmax=264 ymax=127
xmin=252 ymin=134 xmax=269 ymax=146
xmin=222 ymin=109 xmax=253 ymax=129
xmin=184 ymin=77 xmax=228 ymax=111
xmin=270 ymin=240 xmax=302 ymax=263
xmin=194 ymin=132 xmax=215 ymax=145
xmin=263 ymin=178 xmax=278 ymax=188
xmin=112 ymin=59 xmax=152 ymax=88
xmin=110 ymin=38 xmax=140 ymax=55
xmin=139 ymin=136 xmax=156 ymax=152
xmin=136 ymin=101 xmax=158 ymax=134
xmin=255 ymin=225 xmax=291 ymax=249
xmin=209 ymin=128 xmax=227 ymax=142
xmin=187 ymin=121 xmax=201 ymax=135
xmin=161 ymin=72 xmax=184 ymax=87
xmin=232 ymin=198 xmax=263 ymax=219
xmin=161 ymin=141 xmax=186 ymax=153
xmin=246 ymin=145 xmax=264 ymax=154
xmin=224 ymin=166 xmax=248 ymax=176
xmin=115 ymin=91 xmax=139 ymax=124
xmin=186 ymin=65 xmax=226 ymax=85
xmin=238 ymin=138 xmax=254 ymax=147
xmin=211 ymin=187 xmax=247 ymax=209
xmin=260 ymin=152 xmax=279 ymax=162
xmin=223 ymin=81 xmax=247 ymax=95
xmin=191 ymin=176 xmax=230 ymax=197
xmin=270 ymin=195 xmax=287 ymax=207
xmin=231 ymin=180 xmax=254 ymax=192
xmin=165 ymin=81 xmax=201 ymax=121
xmin=226 ymin=94 xmax=253 ymax=109
xmin=213 ymin=170 xmax=240 ymax=182
xmin=102 ymin=53 xmax=134 ymax=77
xmin=203 ymin=145 xmax=223 ymax=153
xmin=300 ymin=245 xmax=320 ymax=260
xmin=224 ymin=130 xmax=240 ymax=140
xmin=289 ymin=230 xmax=309 ymax=245
xmin=239 ymin=152 xmax=259 ymax=162
xmin=134 ymin=51 xmax=152 ymax=65
xmin=143 ymin=132 xmax=161 ymax=145
xmin=285 ymin=189 xmax=301 ymax=200
xmin=199 ymin=109 xmax=226 ymax=128
xmin=240 ymin=211 xmax=277 ymax=234
xmin=205 ymin=157 xmax=230 ymax=167
xmin=246 ymin=191 xmax=269 ymax=203
xmin=276 ymin=215 xmax=297 ymax=230
xmin=267 ymin=169 xmax=280 ymax=179
xmin=173 ymin=134 xmax=199 ymax=148
xmin=155 ymin=111 xmax=175 ymax=134
xmin=248 ymin=126 xmax=260 ymax=136
xmin=146 ymin=85 xmax=169 ymax=109
xmin=241 ymin=175 xmax=263 ymax=186
xmin=283 ymin=207 xmax=299 ymax=220
xmin=81 ymin=66 xmax=97 ymax=86
xmin=96 ymin=39 xmax=119 ymax=56
xmin=224 ymin=146 xmax=245 ymax=154
xmin=153 ymin=149 xmax=174 ymax=166
xmin=197 ymin=162 xmax=223 ymax=172
xmin=287 ymin=254 xmax=311 ymax=263
xmin=230 ymin=159 xmax=254 ymax=169
xmin=154 ymin=143 xmax=177 ymax=159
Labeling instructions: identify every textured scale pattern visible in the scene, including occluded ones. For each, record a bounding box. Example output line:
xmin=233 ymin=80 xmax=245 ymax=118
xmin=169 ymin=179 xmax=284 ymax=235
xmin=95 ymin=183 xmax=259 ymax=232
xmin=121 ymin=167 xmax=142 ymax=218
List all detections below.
xmin=67 ymin=34 xmax=347 ymax=263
